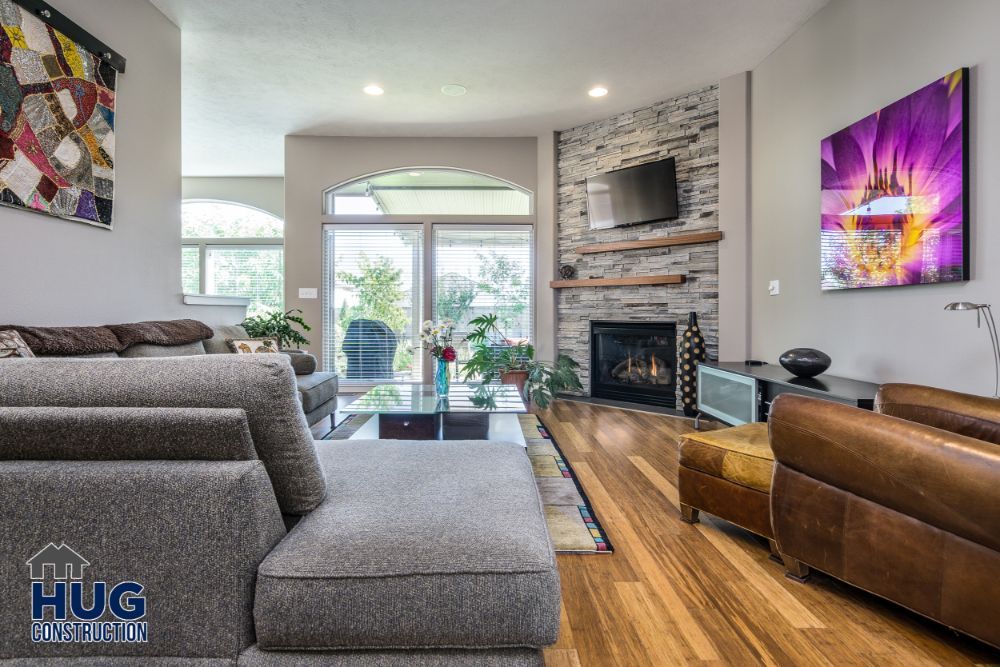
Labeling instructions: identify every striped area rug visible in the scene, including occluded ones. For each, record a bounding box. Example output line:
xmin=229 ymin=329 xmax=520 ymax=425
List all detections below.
xmin=520 ymin=414 xmax=613 ymax=554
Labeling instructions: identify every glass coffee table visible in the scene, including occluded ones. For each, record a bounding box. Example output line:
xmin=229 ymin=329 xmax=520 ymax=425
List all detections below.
xmin=347 ymin=383 xmax=528 ymax=443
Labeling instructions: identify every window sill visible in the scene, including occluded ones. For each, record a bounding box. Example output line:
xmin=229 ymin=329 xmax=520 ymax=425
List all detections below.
xmin=182 ymin=294 xmax=251 ymax=307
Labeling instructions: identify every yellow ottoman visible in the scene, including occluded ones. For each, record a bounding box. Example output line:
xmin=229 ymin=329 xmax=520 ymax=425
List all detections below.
xmin=678 ymin=422 xmax=777 ymax=547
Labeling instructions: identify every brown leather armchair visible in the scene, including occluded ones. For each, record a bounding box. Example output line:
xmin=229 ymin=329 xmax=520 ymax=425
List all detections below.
xmin=769 ymin=384 xmax=1000 ymax=649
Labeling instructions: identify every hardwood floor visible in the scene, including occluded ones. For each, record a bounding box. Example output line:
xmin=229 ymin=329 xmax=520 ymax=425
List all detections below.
xmin=536 ymin=399 xmax=999 ymax=667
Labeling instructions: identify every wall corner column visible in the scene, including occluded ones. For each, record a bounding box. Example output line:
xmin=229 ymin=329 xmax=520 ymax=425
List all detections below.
xmin=718 ymin=71 xmax=752 ymax=361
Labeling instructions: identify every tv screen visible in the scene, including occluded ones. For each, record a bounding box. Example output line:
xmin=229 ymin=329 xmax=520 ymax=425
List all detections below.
xmin=820 ymin=68 xmax=969 ymax=290
xmin=586 ymin=157 xmax=678 ymax=230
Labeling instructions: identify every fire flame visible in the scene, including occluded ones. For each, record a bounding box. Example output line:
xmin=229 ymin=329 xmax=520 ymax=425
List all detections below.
xmin=650 ymin=354 xmax=658 ymax=376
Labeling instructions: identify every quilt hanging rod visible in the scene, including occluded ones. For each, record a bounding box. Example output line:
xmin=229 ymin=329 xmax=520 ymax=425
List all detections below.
xmin=12 ymin=0 xmax=126 ymax=73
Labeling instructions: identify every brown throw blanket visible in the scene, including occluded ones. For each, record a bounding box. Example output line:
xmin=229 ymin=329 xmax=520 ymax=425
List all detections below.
xmin=0 ymin=319 xmax=215 ymax=356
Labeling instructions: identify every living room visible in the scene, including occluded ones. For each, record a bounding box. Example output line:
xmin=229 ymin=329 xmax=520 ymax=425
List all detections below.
xmin=1 ymin=0 xmax=998 ymax=665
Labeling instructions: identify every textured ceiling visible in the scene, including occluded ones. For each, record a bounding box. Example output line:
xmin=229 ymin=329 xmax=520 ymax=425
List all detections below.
xmin=150 ymin=0 xmax=828 ymax=176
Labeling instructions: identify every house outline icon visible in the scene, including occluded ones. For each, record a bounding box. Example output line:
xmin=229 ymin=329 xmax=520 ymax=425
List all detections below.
xmin=26 ymin=543 xmax=90 ymax=580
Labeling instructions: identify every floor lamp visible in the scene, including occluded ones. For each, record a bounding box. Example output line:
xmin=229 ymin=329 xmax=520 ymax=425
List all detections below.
xmin=944 ymin=302 xmax=1000 ymax=398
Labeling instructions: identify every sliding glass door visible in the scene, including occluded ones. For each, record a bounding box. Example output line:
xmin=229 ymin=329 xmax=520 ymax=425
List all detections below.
xmin=433 ymin=226 xmax=533 ymax=377
xmin=324 ymin=222 xmax=533 ymax=386
xmin=324 ymin=226 xmax=424 ymax=383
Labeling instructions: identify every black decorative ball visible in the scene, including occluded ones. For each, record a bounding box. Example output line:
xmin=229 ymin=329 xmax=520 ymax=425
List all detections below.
xmin=559 ymin=264 xmax=576 ymax=279
xmin=779 ymin=348 xmax=831 ymax=378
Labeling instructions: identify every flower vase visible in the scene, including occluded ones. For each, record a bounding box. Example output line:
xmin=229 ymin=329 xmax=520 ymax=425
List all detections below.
xmin=678 ymin=312 xmax=707 ymax=417
xmin=435 ymin=358 xmax=451 ymax=398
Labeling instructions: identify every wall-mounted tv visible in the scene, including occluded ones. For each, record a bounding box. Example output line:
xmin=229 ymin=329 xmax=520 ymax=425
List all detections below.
xmin=586 ymin=157 xmax=678 ymax=230
xmin=820 ymin=68 xmax=970 ymax=291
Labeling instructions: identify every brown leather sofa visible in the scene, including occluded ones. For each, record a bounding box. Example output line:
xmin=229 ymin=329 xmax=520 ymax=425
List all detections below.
xmin=769 ymin=384 xmax=1000 ymax=650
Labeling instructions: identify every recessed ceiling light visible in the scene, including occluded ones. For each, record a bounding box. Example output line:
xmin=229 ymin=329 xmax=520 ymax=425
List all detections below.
xmin=441 ymin=84 xmax=468 ymax=97
xmin=363 ymin=84 xmax=384 ymax=96
xmin=588 ymin=86 xmax=608 ymax=98
xmin=408 ymin=171 xmax=422 ymax=177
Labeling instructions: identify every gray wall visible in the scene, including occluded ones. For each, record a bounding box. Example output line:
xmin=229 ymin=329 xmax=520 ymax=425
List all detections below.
xmin=718 ymin=72 xmax=751 ymax=361
xmin=283 ymin=136 xmax=545 ymax=366
xmin=0 ymin=0 xmax=243 ymax=326
xmin=182 ymin=177 xmax=285 ymax=218
xmin=555 ymin=85 xmax=720 ymax=400
xmin=750 ymin=0 xmax=1000 ymax=394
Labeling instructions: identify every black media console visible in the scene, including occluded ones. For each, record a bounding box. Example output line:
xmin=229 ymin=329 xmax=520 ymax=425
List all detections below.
xmin=696 ymin=361 xmax=880 ymax=426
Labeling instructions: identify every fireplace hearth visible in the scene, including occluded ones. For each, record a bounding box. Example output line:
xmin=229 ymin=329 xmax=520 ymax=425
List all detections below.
xmin=591 ymin=321 xmax=677 ymax=408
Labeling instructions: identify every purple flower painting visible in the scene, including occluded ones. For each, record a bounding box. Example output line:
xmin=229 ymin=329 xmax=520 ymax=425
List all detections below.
xmin=820 ymin=69 xmax=968 ymax=290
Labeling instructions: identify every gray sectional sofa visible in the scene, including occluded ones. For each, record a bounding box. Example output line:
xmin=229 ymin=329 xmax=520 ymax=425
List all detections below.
xmin=0 ymin=355 xmax=560 ymax=665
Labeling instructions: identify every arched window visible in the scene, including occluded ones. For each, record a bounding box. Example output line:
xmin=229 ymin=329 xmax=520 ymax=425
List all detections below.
xmin=325 ymin=168 xmax=532 ymax=216
xmin=182 ymin=201 xmax=284 ymax=316
xmin=322 ymin=168 xmax=534 ymax=384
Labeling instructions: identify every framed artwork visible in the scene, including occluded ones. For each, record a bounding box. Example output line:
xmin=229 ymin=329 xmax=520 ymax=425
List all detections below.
xmin=820 ymin=68 xmax=969 ymax=290
xmin=0 ymin=0 xmax=118 ymax=228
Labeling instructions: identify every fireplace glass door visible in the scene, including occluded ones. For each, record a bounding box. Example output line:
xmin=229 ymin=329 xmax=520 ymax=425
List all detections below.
xmin=591 ymin=321 xmax=677 ymax=407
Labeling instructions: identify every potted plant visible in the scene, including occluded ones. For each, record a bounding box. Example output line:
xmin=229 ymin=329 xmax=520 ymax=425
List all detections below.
xmin=241 ymin=309 xmax=312 ymax=349
xmin=462 ymin=314 xmax=582 ymax=409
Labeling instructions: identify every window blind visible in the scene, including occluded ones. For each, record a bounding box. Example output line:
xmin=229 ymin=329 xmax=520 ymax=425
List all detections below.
xmin=433 ymin=226 xmax=533 ymax=372
xmin=203 ymin=245 xmax=283 ymax=316
xmin=324 ymin=227 xmax=424 ymax=383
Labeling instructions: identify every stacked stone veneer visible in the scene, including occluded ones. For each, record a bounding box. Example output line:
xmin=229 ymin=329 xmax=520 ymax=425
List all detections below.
xmin=556 ymin=84 xmax=720 ymax=401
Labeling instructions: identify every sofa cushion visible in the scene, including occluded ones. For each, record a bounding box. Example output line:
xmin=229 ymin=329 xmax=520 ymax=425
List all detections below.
xmin=254 ymin=440 xmax=560 ymax=650
xmin=0 ymin=355 xmax=326 ymax=515
xmin=295 ymin=371 xmax=338 ymax=413
xmin=0 ymin=406 xmax=256 ymax=461
xmin=238 ymin=645 xmax=543 ymax=666
xmin=120 ymin=341 xmax=207 ymax=357
xmin=206 ymin=325 xmax=250 ymax=354
xmin=679 ymin=422 xmax=773 ymax=493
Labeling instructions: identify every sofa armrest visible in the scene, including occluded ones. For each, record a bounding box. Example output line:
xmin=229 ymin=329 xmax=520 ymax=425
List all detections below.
xmin=0 ymin=406 xmax=256 ymax=461
xmin=770 ymin=393 xmax=1000 ymax=552
xmin=875 ymin=383 xmax=1000 ymax=445
xmin=281 ymin=350 xmax=317 ymax=375
xmin=0 ymin=460 xmax=286 ymax=660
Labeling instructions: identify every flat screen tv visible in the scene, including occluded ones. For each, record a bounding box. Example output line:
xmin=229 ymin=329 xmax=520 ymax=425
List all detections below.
xmin=586 ymin=157 xmax=678 ymax=230
xmin=820 ymin=68 xmax=969 ymax=290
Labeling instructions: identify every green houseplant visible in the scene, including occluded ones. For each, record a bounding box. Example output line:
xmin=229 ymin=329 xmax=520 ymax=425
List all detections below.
xmin=462 ymin=313 xmax=582 ymax=408
xmin=242 ymin=309 xmax=312 ymax=349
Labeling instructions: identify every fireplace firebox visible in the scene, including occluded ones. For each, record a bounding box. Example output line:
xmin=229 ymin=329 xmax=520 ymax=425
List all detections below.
xmin=590 ymin=321 xmax=677 ymax=408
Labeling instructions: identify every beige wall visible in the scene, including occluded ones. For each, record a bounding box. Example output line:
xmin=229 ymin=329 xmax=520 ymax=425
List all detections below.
xmin=0 ymin=0 xmax=243 ymax=326
xmin=283 ymin=135 xmax=548 ymax=366
xmin=718 ymin=72 xmax=752 ymax=361
xmin=750 ymin=0 xmax=1000 ymax=393
xmin=182 ymin=177 xmax=285 ymax=218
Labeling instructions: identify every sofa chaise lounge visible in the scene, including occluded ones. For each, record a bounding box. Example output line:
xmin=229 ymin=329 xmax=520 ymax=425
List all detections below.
xmin=0 ymin=354 xmax=560 ymax=665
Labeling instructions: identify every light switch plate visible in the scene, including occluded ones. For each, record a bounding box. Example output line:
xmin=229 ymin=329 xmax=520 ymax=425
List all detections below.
xmin=298 ymin=287 xmax=318 ymax=299
xmin=768 ymin=280 xmax=780 ymax=296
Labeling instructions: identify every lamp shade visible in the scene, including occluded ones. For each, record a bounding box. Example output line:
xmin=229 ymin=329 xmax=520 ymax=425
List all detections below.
xmin=944 ymin=302 xmax=983 ymax=311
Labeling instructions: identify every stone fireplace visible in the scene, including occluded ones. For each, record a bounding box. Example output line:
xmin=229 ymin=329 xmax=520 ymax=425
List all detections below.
xmin=555 ymin=84 xmax=720 ymax=407
xmin=591 ymin=321 xmax=677 ymax=408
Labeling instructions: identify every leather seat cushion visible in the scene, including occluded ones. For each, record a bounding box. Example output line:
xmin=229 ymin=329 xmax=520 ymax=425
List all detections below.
xmin=679 ymin=422 xmax=774 ymax=493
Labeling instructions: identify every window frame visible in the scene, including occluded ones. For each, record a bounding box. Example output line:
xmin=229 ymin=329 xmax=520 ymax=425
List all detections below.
xmin=323 ymin=219 xmax=536 ymax=388
xmin=322 ymin=167 xmax=535 ymax=217
xmin=181 ymin=199 xmax=285 ymax=300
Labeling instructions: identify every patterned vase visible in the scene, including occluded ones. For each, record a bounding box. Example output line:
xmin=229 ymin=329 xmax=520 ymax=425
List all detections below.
xmin=678 ymin=312 xmax=706 ymax=417
xmin=435 ymin=357 xmax=451 ymax=398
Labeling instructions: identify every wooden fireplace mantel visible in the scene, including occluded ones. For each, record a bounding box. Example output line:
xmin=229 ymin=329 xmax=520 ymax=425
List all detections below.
xmin=549 ymin=275 xmax=686 ymax=288
xmin=573 ymin=230 xmax=723 ymax=255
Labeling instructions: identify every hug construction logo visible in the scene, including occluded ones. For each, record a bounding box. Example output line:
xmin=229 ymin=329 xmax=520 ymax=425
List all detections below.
xmin=26 ymin=543 xmax=148 ymax=644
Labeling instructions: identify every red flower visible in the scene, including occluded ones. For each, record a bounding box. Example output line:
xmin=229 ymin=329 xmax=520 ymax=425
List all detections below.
xmin=442 ymin=346 xmax=457 ymax=362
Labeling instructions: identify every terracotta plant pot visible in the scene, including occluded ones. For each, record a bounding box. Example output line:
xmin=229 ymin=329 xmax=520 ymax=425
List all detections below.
xmin=500 ymin=370 xmax=529 ymax=400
